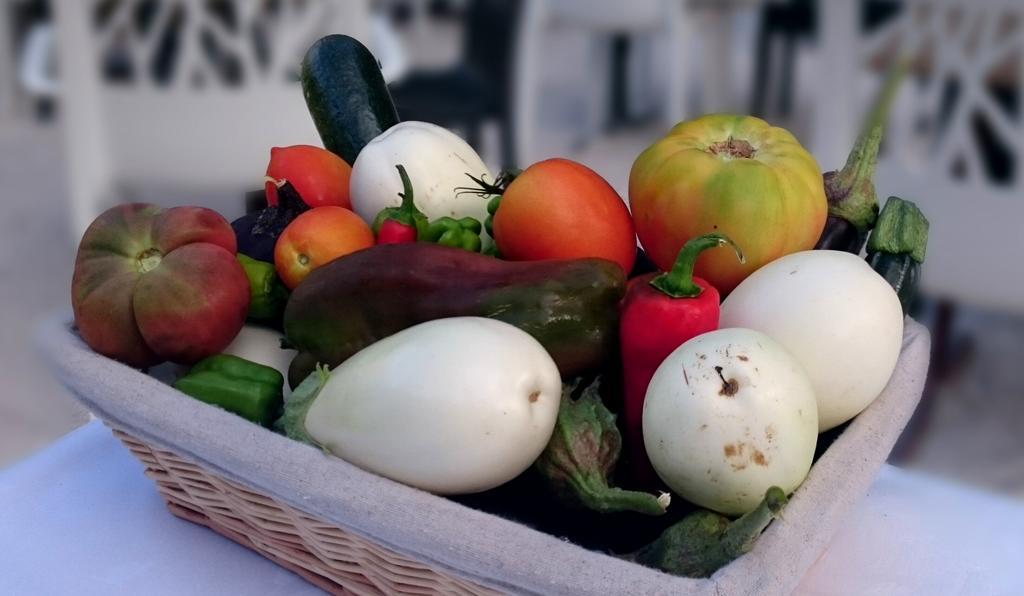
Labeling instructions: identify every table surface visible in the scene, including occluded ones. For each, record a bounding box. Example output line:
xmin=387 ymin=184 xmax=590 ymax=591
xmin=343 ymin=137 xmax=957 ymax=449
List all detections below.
xmin=3 ymin=421 xmax=1023 ymax=596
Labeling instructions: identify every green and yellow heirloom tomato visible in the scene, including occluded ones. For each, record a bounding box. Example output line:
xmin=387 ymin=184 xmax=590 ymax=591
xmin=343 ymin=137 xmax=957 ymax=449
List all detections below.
xmin=629 ymin=114 xmax=827 ymax=294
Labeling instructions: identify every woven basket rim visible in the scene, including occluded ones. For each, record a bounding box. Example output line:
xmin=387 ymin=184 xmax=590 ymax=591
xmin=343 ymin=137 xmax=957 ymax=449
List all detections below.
xmin=38 ymin=313 xmax=930 ymax=596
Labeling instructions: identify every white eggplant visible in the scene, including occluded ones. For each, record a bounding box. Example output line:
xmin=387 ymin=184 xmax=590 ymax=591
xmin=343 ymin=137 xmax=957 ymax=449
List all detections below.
xmin=643 ymin=328 xmax=818 ymax=516
xmin=721 ymin=250 xmax=904 ymax=431
xmin=349 ymin=121 xmax=493 ymax=225
xmin=282 ymin=317 xmax=561 ymax=495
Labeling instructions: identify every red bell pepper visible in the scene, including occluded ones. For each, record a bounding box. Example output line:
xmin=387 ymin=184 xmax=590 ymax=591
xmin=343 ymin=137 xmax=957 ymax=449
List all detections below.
xmin=620 ymin=233 xmax=745 ymax=484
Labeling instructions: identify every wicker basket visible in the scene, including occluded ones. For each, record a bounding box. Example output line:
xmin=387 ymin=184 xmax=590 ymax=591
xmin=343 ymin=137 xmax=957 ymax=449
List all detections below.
xmin=40 ymin=315 xmax=931 ymax=596
xmin=109 ymin=425 xmax=498 ymax=595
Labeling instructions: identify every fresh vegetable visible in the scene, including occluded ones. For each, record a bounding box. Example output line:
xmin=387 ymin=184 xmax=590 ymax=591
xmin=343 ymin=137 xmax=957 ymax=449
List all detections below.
xmin=488 ymin=158 xmax=637 ymax=273
xmin=232 ymin=180 xmax=310 ymax=262
xmin=629 ymin=114 xmax=827 ymax=294
xmin=535 ymin=378 xmax=670 ymax=516
xmin=620 ymin=233 xmax=745 ymax=483
xmin=281 ymin=318 xmax=561 ymax=494
xmin=237 ymin=254 xmax=289 ymax=322
xmin=174 ymin=354 xmax=284 ymax=426
xmin=372 ymin=165 xmax=429 ymax=244
xmin=631 ymin=487 xmax=787 ymax=578
xmin=720 ymin=250 xmax=904 ymax=431
xmin=265 ymin=145 xmax=352 ymax=209
xmin=643 ymin=328 xmax=818 ymax=515
xmin=424 ymin=216 xmax=483 ymax=252
xmin=283 ymin=243 xmax=625 ymax=386
xmin=866 ymin=197 xmax=929 ymax=314
xmin=300 ymin=34 xmax=399 ymax=165
xmin=815 ymin=61 xmax=909 ymax=253
xmin=222 ymin=325 xmax=297 ymax=385
xmin=72 ymin=204 xmax=250 ymax=367
xmin=483 ymin=193 xmax=502 ymax=238
xmin=274 ymin=206 xmax=375 ymax=289
xmin=350 ymin=121 xmax=492 ymax=224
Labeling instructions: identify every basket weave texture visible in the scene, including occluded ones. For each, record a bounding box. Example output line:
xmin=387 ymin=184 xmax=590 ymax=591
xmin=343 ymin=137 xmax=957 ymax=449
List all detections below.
xmin=39 ymin=315 xmax=930 ymax=596
xmin=110 ymin=426 xmax=498 ymax=595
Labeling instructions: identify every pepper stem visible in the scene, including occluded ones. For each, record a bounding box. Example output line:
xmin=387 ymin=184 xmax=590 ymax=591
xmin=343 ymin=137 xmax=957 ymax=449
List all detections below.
xmin=650 ymin=233 xmax=745 ymax=298
xmin=395 ymin=165 xmax=417 ymax=212
xmin=719 ymin=486 xmax=788 ymax=558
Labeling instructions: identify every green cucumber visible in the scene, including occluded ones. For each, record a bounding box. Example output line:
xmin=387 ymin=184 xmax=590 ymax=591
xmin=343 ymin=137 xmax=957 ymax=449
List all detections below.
xmin=300 ymin=35 xmax=400 ymax=164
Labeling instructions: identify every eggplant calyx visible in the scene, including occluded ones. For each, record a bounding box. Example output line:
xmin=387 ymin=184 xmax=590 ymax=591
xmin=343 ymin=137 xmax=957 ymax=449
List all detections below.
xmin=633 ymin=486 xmax=788 ymax=578
xmin=277 ymin=363 xmax=332 ymax=447
xmin=535 ymin=378 xmax=669 ymax=516
xmin=866 ymin=196 xmax=930 ymax=263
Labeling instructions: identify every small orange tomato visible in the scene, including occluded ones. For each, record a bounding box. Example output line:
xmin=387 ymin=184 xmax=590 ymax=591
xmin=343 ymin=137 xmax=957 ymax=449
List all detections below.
xmin=493 ymin=158 xmax=636 ymax=273
xmin=274 ymin=206 xmax=374 ymax=289
xmin=266 ymin=145 xmax=353 ymax=209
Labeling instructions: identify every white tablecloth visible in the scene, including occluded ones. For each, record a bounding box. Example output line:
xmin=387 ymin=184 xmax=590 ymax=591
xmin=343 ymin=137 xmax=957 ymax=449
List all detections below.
xmin=2 ymin=421 xmax=1022 ymax=596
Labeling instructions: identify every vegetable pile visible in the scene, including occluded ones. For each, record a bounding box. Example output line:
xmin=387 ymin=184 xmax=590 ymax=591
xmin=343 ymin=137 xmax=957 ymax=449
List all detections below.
xmin=70 ymin=35 xmax=929 ymax=579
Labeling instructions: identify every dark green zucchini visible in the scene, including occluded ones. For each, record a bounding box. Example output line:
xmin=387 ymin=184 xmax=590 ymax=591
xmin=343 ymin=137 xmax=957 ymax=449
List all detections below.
xmin=283 ymin=243 xmax=626 ymax=386
xmin=300 ymin=35 xmax=400 ymax=164
xmin=865 ymin=196 xmax=929 ymax=314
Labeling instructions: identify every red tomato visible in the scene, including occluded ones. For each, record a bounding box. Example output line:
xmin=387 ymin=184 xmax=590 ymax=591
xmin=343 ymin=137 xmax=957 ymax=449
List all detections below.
xmin=265 ymin=145 xmax=353 ymax=209
xmin=274 ymin=207 xmax=374 ymax=289
xmin=493 ymin=158 xmax=636 ymax=273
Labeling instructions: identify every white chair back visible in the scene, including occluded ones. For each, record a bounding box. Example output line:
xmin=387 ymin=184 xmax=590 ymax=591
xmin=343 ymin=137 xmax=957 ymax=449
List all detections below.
xmin=54 ymin=0 xmax=370 ymax=237
xmin=816 ymin=0 xmax=1024 ymax=313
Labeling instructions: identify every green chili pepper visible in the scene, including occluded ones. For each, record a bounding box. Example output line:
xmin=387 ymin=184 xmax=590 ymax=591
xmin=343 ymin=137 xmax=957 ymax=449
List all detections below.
xmin=174 ymin=354 xmax=284 ymax=426
xmin=424 ymin=216 xmax=483 ymax=252
xmin=237 ymin=254 xmax=289 ymax=321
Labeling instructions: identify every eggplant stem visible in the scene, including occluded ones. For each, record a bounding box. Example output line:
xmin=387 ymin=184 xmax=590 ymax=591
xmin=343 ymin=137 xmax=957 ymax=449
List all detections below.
xmin=720 ymin=486 xmax=788 ymax=557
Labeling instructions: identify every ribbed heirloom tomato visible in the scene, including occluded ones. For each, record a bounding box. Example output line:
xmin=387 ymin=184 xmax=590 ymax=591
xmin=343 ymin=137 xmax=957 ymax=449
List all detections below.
xmin=629 ymin=114 xmax=827 ymax=293
xmin=493 ymin=158 xmax=636 ymax=273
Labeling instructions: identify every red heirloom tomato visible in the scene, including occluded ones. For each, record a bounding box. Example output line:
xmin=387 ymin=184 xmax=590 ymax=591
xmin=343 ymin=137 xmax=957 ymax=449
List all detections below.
xmin=72 ymin=204 xmax=250 ymax=367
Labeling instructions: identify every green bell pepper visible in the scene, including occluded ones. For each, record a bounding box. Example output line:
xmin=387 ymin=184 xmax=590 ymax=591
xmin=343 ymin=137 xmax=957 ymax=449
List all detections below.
xmin=424 ymin=216 xmax=483 ymax=252
xmin=237 ymin=254 xmax=289 ymax=322
xmin=174 ymin=354 xmax=284 ymax=426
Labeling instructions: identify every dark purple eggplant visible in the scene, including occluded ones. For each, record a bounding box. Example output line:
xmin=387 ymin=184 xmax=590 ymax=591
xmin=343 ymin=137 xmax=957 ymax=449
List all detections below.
xmin=232 ymin=181 xmax=309 ymax=262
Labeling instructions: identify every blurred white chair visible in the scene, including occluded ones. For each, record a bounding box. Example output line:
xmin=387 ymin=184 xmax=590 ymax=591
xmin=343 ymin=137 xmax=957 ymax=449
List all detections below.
xmin=54 ymin=0 xmax=373 ymax=239
xmin=0 ymin=0 xmax=18 ymax=121
xmin=513 ymin=0 xmax=690 ymax=164
xmin=815 ymin=0 xmax=1024 ymax=314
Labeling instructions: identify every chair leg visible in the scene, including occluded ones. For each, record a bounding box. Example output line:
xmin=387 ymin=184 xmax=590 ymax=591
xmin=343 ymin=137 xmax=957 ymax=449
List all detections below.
xmin=749 ymin=15 xmax=772 ymax=116
xmin=664 ymin=0 xmax=688 ymax=126
xmin=512 ymin=0 xmax=548 ymax=166
xmin=465 ymin=120 xmax=483 ymax=154
xmin=499 ymin=115 xmax=517 ymax=171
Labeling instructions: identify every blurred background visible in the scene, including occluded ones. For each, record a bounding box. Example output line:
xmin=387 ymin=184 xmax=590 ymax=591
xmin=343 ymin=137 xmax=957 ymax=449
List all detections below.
xmin=2 ymin=0 xmax=1022 ymax=497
